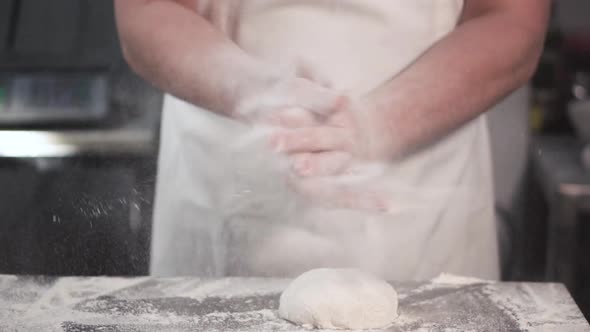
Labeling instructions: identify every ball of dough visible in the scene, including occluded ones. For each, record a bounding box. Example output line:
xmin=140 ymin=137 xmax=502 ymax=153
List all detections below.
xmin=278 ymin=268 xmax=399 ymax=330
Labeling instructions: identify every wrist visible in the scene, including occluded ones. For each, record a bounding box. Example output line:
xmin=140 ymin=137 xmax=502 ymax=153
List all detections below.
xmin=227 ymin=57 xmax=291 ymax=119
xmin=356 ymin=93 xmax=400 ymax=161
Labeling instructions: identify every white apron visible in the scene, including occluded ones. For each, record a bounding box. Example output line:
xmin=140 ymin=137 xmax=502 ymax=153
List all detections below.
xmin=151 ymin=0 xmax=500 ymax=280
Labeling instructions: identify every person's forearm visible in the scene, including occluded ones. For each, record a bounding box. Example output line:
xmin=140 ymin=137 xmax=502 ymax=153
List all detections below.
xmin=115 ymin=0 xmax=277 ymax=115
xmin=366 ymin=4 xmax=549 ymax=158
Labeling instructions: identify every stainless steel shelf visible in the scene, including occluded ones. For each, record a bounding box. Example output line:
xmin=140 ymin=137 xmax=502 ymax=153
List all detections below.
xmin=0 ymin=127 xmax=156 ymax=158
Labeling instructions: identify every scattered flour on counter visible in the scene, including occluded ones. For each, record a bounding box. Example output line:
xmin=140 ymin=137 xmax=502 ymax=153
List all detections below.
xmin=483 ymin=283 xmax=589 ymax=332
xmin=431 ymin=273 xmax=487 ymax=285
xmin=23 ymin=277 xmax=149 ymax=315
xmin=108 ymin=277 xmax=205 ymax=299
xmin=389 ymin=312 xmax=422 ymax=329
xmin=182 ymin=277 xmax=289 ymax=299
xmin=398 ymin=274 xmax=488 ymax=301
xmin=7 ymin=276 xmax=586 ymax=332
xmin=2 ymin=277 xmax=294 ymax=332
xmin=0 ymin=275 xmax=18 ymax=287
xmin=88 ymin=277 xmax=289 ymax=300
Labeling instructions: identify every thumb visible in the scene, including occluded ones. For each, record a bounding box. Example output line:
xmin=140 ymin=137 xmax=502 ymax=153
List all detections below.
xmin=290 ymin=151 xmax=353 ymax=177
xmin=291 ymin=78 xmax=349 ymax=117
xmin=295 ymin=58 xmax=333 ymax=88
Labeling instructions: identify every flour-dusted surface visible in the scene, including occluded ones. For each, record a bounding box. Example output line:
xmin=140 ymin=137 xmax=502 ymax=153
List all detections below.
xmin=0 ymin=274 xmax=588 ymax=332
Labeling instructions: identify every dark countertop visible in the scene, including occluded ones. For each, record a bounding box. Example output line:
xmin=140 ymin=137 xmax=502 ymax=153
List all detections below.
xmin=1 ymin=274 xmax=588 ymax=331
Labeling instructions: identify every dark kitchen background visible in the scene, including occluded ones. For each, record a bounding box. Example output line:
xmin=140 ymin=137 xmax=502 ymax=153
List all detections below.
xmin=0 ymin=0 xmax=589 ymax=320
xmin=0 ymin=0 xmax=160 ymax=277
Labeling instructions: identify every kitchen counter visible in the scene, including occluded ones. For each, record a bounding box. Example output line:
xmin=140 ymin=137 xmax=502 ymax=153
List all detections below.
xmin=1 ymin=274 xmax=588 ymax=331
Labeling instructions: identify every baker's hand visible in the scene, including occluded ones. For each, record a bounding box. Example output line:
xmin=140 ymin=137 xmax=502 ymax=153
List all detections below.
xmin=272 ymin=98 xmax=395 ymax=212
xmin=232 ymin=72 xmax=347 ymax=125
xmin=272 ymin=98 xmax=391 ymax=177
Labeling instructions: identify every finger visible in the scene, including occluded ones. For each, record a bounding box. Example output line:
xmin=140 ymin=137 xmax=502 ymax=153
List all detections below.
xmin=292 ymin=78 xmax=349 ymax=116
xmin=272 ymin=127 xmax=352 ymax=153
xmin=326 ymin=109 xmax=353 ymax=127
xmin=292 ymin=178 xmax=391 ymax=212
xmin=290 ymin=152 xmax=352 ymax=177
xmin=265 ymin=107 xmax=318 ymax=128
xmin=295 ymin=59 xmax=333 ymax=88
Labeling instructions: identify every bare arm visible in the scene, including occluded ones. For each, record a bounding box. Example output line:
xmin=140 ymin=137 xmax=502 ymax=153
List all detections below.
xmin=114 ymin=0 xmax=278 ymax=116
xmin=272 ymin=0 xmax=549 ymax=166
xmin=115 ymin=0 xmax=344 ymax=119
xmin=367 ymin=0 xmax=550 ymax=156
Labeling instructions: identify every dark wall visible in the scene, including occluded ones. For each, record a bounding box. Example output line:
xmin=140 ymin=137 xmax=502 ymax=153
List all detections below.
xmin=0 ymin=0 xmax=157 ymax=276
xmin=0 ymin=0 xmax=122 ymax=68
xmin=0 ymin=1 xmax=14 ymax=54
